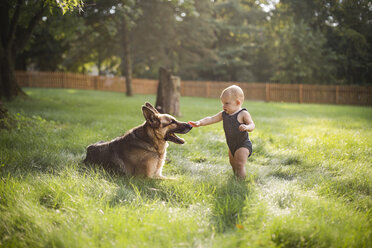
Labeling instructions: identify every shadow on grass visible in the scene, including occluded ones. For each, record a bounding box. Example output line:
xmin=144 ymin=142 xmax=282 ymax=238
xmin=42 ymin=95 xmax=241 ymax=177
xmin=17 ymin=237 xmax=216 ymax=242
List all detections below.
xmin=211 ymin=176 xmax=254 ymax=233
xmin=109 ymin=177 xmax=165 ymax=206
xmin=108 ymin=174 xmax=215 ymax=208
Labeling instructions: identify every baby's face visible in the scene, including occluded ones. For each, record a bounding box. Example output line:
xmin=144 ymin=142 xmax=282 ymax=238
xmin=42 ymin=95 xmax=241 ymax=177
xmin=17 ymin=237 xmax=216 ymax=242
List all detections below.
xmin=221 ymin=95 xmax=241 ymax=114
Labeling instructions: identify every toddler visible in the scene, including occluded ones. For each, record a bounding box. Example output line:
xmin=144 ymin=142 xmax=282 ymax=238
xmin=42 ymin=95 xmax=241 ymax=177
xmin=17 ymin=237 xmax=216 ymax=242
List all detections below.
xmin=189 ymin=85 xmax=255 ymax=179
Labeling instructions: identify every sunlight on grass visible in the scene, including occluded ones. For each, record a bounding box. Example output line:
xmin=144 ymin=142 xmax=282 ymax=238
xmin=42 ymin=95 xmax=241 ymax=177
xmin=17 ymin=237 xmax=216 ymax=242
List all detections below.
xmin=1 ymin=88 xmax=371 ymax=247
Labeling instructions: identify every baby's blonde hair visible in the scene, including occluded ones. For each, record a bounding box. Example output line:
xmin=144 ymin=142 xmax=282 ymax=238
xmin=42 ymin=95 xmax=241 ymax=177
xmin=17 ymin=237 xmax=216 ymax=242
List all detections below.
xmin=220 ymin=85 xmax=244 ymax=103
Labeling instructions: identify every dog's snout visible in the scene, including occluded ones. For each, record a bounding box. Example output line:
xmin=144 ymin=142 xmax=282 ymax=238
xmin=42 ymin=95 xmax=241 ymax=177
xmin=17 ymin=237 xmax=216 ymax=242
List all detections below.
xmin=186 ymin=123 xmax=193 ymax=129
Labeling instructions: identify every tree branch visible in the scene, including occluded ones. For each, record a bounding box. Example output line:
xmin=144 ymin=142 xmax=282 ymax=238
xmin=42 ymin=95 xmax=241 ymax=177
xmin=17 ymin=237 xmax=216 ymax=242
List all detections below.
xmin=7 ymin=0 xmax=23 ymax=50
xmin=16 ymin=0 xmax=47 ymax=52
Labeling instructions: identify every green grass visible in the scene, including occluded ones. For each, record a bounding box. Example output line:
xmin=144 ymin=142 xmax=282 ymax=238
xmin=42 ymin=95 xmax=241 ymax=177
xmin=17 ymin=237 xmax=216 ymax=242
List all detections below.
xmin=1 ymin=88 xmax=371 ymax=247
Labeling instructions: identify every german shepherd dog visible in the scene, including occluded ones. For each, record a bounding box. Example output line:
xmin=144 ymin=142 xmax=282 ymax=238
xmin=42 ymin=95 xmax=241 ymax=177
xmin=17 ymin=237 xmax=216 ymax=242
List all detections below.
xmin=84 ymin=102 xmax=192 ymax=178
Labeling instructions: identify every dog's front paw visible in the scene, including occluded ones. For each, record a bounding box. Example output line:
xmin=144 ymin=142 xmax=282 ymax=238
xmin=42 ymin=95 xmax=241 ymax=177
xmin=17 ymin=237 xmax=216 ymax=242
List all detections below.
xmin=153 ymin=175 xmax=176 ymax=180
xmin=153 ymin=175 xmax=167 ymax=180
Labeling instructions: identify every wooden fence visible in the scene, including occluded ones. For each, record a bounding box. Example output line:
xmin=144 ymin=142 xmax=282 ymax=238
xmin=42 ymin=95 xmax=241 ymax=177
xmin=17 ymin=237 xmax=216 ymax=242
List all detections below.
xmin=15 ymin=71 xmax=372 ymax=106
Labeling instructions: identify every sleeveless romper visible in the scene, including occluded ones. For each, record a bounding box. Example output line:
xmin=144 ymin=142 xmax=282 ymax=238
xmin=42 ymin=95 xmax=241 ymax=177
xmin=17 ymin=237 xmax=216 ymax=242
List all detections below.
xmin=222 ymin=108 xmax=252 ymax=157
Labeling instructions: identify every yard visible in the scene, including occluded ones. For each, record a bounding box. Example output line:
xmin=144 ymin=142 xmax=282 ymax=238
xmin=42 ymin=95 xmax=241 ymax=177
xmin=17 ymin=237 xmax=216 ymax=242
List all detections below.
xmin=1 ymin=88 xmax=371 ymax=247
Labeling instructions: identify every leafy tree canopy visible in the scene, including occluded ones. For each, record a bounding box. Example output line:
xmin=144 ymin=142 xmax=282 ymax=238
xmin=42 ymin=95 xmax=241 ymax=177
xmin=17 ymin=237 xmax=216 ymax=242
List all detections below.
xmin=14 ymin=0 xmax=372 ymax=85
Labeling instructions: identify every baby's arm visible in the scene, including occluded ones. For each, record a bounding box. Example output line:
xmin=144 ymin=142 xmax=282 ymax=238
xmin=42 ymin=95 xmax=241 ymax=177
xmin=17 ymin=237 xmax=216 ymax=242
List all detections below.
xmin=189 ymin=111 xmax=223 ymax=127
xmin=238 ymin=111 xmax=255 ymax=132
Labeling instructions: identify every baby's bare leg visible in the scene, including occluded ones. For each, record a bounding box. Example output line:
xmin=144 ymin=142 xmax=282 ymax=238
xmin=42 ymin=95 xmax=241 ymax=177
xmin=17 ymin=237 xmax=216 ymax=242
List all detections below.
xmin=232 ymin=147 xmax=250 ymax=179
xmin=228 ymin=150 xmax=236 ymax=174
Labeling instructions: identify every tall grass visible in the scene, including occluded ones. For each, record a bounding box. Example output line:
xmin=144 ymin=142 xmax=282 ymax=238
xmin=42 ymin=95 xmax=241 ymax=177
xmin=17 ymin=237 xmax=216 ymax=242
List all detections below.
xmin=1 ymin=88 xmax=371 ymax=247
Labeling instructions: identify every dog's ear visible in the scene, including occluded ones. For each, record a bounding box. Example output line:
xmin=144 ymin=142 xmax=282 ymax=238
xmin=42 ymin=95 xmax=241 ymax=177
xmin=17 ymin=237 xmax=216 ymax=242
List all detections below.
xmin=142 ymin=106 xmax=160 ymax=128
xmin=145 ymin=102 xmax=159 ymax=114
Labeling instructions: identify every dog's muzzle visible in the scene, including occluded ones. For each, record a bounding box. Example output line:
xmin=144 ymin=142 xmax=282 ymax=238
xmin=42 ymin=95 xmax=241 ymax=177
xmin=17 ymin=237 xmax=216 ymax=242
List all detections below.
xmin=165 ymin=123 xmax=193 ymax=144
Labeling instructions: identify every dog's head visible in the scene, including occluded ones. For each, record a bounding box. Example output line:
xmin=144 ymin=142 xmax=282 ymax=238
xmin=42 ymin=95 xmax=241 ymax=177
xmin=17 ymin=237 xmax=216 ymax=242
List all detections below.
xmin=142 ymin=102 xmax=192 ymax=144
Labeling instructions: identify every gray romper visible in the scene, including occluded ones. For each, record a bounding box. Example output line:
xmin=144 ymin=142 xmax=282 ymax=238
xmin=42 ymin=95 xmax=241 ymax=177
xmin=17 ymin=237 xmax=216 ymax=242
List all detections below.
xmin=222 ymin=108 xmax=252 ymax=157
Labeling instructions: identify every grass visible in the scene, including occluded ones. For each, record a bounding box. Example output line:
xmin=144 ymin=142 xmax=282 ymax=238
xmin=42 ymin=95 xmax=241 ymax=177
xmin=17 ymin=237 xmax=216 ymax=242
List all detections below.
xmin=0 ymin=88 xmax=371 ymax=247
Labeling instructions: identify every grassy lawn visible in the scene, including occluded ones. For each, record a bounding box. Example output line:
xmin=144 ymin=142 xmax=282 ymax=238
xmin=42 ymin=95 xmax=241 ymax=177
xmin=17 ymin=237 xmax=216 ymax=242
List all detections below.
xmin=1 ymin=88 xmax=371 ymax=247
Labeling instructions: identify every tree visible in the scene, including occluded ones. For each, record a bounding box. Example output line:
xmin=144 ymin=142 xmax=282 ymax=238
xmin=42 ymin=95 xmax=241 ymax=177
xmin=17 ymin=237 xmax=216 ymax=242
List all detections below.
xmin=16 ymin=12 xmax=82 ymax=72
xmin=175 ymin=0 xmax=217 ymax=80
xmin=268 ymin=18 xmax=337 ymax=84
xmin=115 ymin=1 xmax=139 ymax=97
xmin=279 ymin=0 xmax=372 ymax=84
xmin=54 ymin=0 xmax=198 ymax=95
xmin=329 ymin=0 xmax=372 ymax=84
xmin=13 ymin=0 xmax=216 ymax=83
xmin=62 ymin=0 xmax=122 ymax=75
xmin=198 ymin=0 xmax=270 ymax=82
xmin=115 ymin=0 xmax=204 ymax=95
xmin=130 ymin=0 xmax=216 ymax=80
xmin=0 ymin=0 xmax=82 ymax=100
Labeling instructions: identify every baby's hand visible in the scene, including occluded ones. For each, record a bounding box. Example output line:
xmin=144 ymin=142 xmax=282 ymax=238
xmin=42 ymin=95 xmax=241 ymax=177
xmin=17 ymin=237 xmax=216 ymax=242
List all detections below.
xmin=188 ymin=121 xmax=200 ymax=127
xmin=239 ymin=124 xmax=248 ymax=132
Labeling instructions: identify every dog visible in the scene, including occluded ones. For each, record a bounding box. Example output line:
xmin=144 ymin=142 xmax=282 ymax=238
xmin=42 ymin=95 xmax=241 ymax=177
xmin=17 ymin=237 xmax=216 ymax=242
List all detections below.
xmin=84 ymin=102 xmax=192 ymax=178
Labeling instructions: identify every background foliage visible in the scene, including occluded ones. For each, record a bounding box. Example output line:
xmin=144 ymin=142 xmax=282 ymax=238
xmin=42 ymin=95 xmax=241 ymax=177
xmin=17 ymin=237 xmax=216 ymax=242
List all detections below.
xmin=15 ymin=0 xmax=372 ymax=85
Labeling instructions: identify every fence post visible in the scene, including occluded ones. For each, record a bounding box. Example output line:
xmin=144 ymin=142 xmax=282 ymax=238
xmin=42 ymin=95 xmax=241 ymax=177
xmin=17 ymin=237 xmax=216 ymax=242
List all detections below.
xmin=265 ymin=83 xmax=270 ymax=102
xmin=62 ymin=73 xmax=66 ymax=88
xmin=93 ymin=76 xmax=98 ymax=90
xmin=299 ymin=84 xmax=303 ymax=104
xmin=27 ymin=72 xmax=31 ymax=87
xmin=335 ymin=86 xmax=339 ymax=104
xmin=206 ymin=81 xmax=210 ymax=98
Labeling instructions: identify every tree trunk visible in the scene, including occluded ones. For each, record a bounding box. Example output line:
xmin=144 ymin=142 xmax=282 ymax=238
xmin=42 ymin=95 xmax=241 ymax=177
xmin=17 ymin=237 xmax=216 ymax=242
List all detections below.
xmin=121 ymin=16 xmax=133 ymax=96
xmin=0 ymin=48 xmax=25 ymax=100
xmin=155 ymin=68 xmax=181 ymax=117
xmin=0 ymin=0 xmax=45 ymax=100
xmin=0 ymin=0 xmax=25 ymax=100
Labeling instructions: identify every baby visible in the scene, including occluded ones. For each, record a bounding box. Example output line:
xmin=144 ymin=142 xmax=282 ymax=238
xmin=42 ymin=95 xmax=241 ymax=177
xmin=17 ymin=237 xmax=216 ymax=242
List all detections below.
xmin=189 ymin=85 xmax=255 ymax=179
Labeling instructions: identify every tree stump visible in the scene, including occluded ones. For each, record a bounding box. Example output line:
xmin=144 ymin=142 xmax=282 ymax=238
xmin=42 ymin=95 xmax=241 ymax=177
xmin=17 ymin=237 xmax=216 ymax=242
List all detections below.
xmin=155 ymin=68 xmax=181 ymax=117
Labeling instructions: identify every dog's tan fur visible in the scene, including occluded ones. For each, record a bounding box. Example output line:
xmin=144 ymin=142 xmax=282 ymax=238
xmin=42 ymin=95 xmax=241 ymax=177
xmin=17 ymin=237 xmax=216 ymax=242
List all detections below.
xmin=84 ymin=102 xmax=192 ymax=178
